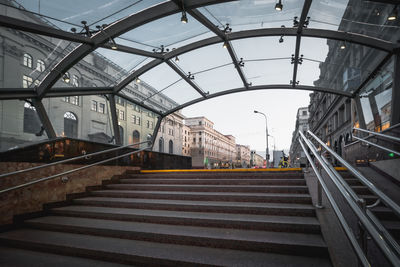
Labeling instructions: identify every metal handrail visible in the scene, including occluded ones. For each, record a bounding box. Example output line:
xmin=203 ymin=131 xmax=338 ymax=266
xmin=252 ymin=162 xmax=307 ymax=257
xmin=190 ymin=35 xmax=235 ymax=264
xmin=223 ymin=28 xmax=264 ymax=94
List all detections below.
xmin=298 ymin=139 xmax=370 ymax=267
xmin=353 ymin=127 xmax=400 ymax=143
xmin=0 ymin=140 xmax=150 ymax=179
xmin=299 ymin=131 xmax=400 ymax=266
xmin=307 ymin=130 xmax=400 ymax=220
xmin=352 ymin=135 xmax=400 ymax=157
xmin=0 ymin=143 xmax=152 ymax=195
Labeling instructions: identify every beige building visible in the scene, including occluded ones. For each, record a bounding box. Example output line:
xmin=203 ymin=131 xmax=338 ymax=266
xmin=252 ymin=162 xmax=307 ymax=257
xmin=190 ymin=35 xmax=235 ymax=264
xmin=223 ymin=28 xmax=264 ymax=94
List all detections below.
xmin=185 ymin=117 xmax=236 ymax=168
xmin=154 ymin=112 xmax=184 ymax=154
xmin=235 ymin=144 xmax=251 ymax=168
xmin=251 ymin=150 xmax=265 ymax=167
xmin=182 ymin=124 xmax=191 ymax=156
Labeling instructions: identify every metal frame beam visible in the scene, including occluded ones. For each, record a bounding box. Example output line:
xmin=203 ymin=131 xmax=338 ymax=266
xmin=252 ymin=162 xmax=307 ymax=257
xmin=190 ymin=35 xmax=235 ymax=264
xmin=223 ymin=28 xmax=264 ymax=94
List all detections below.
xmin=151 ymin=115 xmax=165 ymax=151
xmin=166 ymin=60 xmax=208 ymax=98
xmin=108 ymin=94 xmax=121 ymax=145
xmin=115 ymin=27 xmax=397 ymax=96
xmin=31 ymin=99 xmax=57 ymax=139
xmin=391 ymin=52 xmax=400 ymax=125
xmin=163 ymin=84 xmax=353 ymax=116
xmin=35 ymin=0 xmax=234 ymax=99
xmin=292 ymin=0 xmax=312 ymax=87
xmin=187 ymin=8 xmax=249 ymax=89
xmin=115 ymin=92 xmax=163 ymax=116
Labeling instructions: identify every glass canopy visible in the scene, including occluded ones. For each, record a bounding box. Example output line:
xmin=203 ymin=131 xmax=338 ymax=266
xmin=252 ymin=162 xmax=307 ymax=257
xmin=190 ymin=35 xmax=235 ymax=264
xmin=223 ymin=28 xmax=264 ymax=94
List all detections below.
xmin=0 ymin=0 xmax=399 ymax=148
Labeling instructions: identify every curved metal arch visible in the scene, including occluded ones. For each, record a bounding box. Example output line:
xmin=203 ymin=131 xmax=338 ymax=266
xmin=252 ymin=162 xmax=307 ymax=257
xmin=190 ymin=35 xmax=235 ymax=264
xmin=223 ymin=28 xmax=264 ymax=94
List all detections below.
xmin=163 ymin=84 xmax=353 ymax=117
xmin=35 ymin=0 xmax=235 ymax=99
xmin=114 ymin=26 xmax=396 ymax=93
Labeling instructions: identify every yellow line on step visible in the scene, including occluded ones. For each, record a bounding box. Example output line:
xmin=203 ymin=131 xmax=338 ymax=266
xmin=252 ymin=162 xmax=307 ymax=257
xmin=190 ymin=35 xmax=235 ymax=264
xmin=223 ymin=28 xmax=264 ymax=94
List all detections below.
xmin=141 ymin=168 xmax=302 ymax=173
xmin=334 ymin=167 xmax=348 ymax=171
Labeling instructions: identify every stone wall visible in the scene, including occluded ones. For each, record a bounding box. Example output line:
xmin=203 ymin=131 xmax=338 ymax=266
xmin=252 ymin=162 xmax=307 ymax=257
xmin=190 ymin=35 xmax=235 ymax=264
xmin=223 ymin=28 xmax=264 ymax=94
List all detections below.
xmin=0 ymin=162 xmax=138 ymax=226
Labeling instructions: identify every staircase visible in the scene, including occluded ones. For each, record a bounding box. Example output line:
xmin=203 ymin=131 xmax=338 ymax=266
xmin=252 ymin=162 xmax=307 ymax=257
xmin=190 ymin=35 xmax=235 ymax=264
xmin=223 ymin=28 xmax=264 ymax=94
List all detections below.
xmin=0 ymin=170 xmax=332 ymax=266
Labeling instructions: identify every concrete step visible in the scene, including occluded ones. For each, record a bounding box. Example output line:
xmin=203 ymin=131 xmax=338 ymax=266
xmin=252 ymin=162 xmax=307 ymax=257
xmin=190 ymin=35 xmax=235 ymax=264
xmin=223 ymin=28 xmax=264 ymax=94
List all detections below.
xmin=106 ymin=184 xmax=310 ymax=194
xmin=119 ymin=178 xmax=307 ymax=185
xmin=90 ymin=190 xmax=312 ymax=204
xmin=73 ymin=197 xmax=316 ymax=216
xmin=0 ymin=229 xmax=331 ymax=266
xmin=0 ymin=246 xmax=131 ymax=267
xmin=25 ymin=216 xmax=329 ymax=257
xmin=50 ymin=206 xmax=321 ymax=234
xmin=125 ymin=173 xmax=304 ymax=180
xmin=349 ymin=186 xmax=371 ymax=195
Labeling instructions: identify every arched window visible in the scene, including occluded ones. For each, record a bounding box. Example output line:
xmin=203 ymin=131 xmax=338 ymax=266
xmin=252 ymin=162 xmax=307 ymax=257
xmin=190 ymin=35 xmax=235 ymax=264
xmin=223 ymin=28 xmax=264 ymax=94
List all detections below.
xmin=63 ymin=112 xmax=78 ymax=138
xmin=169 ymin=140 xmax=173 ymax=154
xmin=23 ymin=53 xmax=32 ymax=68
xmin=118 ymin=125 xmax=124 ymax=145
xmin=36 ymin=59 xmax=45 ymax=72
xmin=132 ymin=130 xmax=140 ymax=148
xmin=159 ymin=137 xmax=164 ymax=153
xmin=23 ymin=102 xmax=40 ymax=134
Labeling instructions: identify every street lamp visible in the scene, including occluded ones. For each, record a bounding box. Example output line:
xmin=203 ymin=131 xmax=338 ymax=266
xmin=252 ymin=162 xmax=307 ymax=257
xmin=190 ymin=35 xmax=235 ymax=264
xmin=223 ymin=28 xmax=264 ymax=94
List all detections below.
xmin=254 ymin=110 xmax=269 ymax=165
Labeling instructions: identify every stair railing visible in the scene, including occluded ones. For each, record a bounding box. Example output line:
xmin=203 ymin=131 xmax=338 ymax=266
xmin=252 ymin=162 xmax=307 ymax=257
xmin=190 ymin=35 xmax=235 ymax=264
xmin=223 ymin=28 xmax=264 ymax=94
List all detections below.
xmin=299 ymin=131 xmax=400 ymax=266
xmin=0 ymin=140 xmax=152 ymax=195
xmin=352 ymin=127 xmax=400 ymax=157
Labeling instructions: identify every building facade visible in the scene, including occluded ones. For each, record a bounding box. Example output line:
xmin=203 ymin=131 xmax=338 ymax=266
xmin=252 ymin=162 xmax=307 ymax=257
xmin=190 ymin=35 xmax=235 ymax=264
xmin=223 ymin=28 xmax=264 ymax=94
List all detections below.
xmin=250 ymin=150 xmax=265 ymax=168
xmin=289 ymin=107 xmax=309 ymax=167
xmin=185 ymin=117 xmax=236 ymax=168
xmin=235 ymin=144 xmax=251 ymax=168
xmin=0 ymin=3 xmax=184 ymax=155
xmin=307 ymin=0 xmax=399 ymax=159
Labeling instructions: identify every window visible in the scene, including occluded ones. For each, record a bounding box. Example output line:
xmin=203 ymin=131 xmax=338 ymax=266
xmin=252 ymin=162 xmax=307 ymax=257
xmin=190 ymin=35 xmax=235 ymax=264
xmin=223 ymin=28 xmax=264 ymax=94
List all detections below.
xmin=116 ymin=97 xmax=125 ymax=106
xmin=199 ymin=121 xmax=202 ymax=125
xmin=169 ymin=140 xmax=173 ymax=154
xmin=23 ymin=53 xmax=32 ymax=68
xmin=23 ymin=102 xmax=41 ymax=134
xmin=64 ymin=112 xmax=78 ymax=138
xmin=91 ymin=100 xmax=98 ymax=111
xmin=150 ymin=121 xmax=154 ymax=129
xmin=146 ymin=120 xmax=150 ymax=128
xmin=99 ymin=103 xmax=105 ymax=114
xmin=137 ymin=117 xmax=141 ymax=125
xmin=118 ymin=126 xmax=124 ymax=145
xmin=159 ymin=137 xmax=164 ymax=153
xmin=119 ymin=110 xmax=125 ymax=120
xmin=72 ymin=75 xmax=79 ymax=87
xmin=36 ymin=60 xmax=45 ymax=72
xmin=22 ymin=75 xmax=33 ymax=88
xmin=302 ymin=110 xmax=307 ymax=115
xmin=132 ymin=130 xmax=140 ymax=148
xmin=70 ymin=96 xmax=79 ymax=106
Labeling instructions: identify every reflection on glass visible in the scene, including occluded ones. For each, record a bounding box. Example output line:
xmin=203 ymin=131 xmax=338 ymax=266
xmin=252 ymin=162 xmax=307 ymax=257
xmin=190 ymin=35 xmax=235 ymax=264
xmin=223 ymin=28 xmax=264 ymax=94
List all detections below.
xmin=198 ymin=0 xmax=303 ymax=31
xmin=359 ymin=57 xmax=393 ymax=132
xmin=299 ymin=37 xmax=387 ymax=93
xmin=309 ymin=0 xmax=400 ymax=42
xmin=0 ymin=100 xmax=48 ymax=152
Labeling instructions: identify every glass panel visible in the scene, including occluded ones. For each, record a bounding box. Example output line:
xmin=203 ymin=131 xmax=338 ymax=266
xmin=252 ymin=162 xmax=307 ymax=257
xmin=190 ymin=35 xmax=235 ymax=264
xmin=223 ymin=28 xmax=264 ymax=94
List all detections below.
xmin=308 ymin=0 xmax=400 ymax=42
xmin=144 ymin=79 xmax=202 ymax=111
xmin=0 ymin=27 xmax=79 ymax=89
xmin=198 ymin=0 xmax=304 ymax=31
xmin=194 ymin=63 xmax=244 ymax=93
xmin=230 ymin=36 xmax=296 ymax=85
xmin=359 ymin=57 xmax=394 ymax=132
xmin=0 ymin=100 xmax=48 ymax=152
xmin=298 ymin=37 xmax=388 ymax=93
xmin=115 ymin=97 xmax=159 ymax=147
xmin=119 ymin=12 xmax=215 ymax=52
xmin=243 ymin=60 xmax=292 ymax=85
xmin=46 ymin=95 xmax=114 ymax=144
xmin=3 ymin=0 xmax=164 ymax=32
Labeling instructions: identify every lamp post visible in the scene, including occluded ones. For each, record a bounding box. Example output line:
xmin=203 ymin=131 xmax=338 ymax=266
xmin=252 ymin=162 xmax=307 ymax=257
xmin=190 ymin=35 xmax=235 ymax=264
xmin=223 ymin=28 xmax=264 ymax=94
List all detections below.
xmin=254 ymin=110 xmax=269 ymax=165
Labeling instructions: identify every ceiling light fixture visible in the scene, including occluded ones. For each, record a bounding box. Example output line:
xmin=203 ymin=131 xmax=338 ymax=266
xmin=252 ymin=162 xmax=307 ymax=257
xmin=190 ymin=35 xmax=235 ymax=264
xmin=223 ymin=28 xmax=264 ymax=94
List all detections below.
xmin=388 ymin=6 xmax=398 ymax=21
xmin=340 ymin=42 xmax=346 ymax=50
xmin=279 ymin=35 xmax=284 ymax=43
xmin=175 ymin=56 xmax=180 ymax=62
xmin=223 ymin=41 xmax=228 ymax=48
xmin=63 ymin=73 xmax=70 ymax=83
xmin=181 ymin=0 xmax=188 ymax=23
xmin=275 ymin=0 xmax=283 ymax=11
xmin=136 ymin=77 xmax=141 ymax=83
